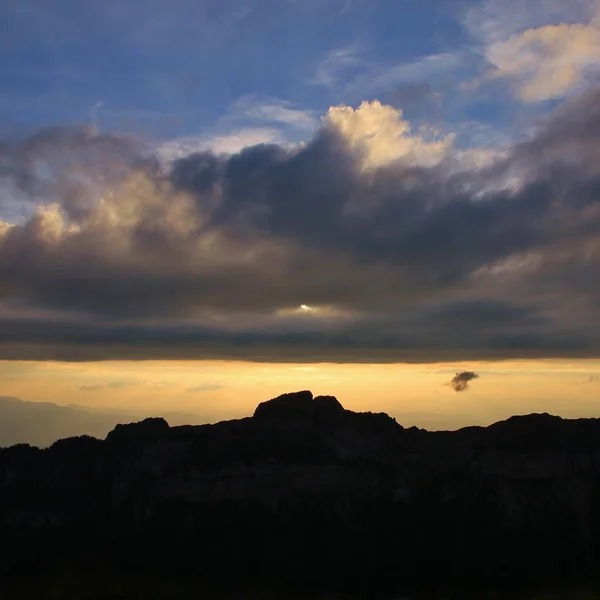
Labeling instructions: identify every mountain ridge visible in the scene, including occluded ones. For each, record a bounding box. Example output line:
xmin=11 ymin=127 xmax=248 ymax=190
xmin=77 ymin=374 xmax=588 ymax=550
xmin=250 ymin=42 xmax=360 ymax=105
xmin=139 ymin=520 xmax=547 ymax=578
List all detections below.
xmin=3 ymin=390 xmax=600 ymax=597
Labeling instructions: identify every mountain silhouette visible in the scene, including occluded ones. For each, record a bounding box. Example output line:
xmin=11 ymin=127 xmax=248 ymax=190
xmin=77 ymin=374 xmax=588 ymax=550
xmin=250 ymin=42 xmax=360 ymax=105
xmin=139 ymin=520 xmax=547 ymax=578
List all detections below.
xmin=2 ymin=390 xmax=600 ymax=598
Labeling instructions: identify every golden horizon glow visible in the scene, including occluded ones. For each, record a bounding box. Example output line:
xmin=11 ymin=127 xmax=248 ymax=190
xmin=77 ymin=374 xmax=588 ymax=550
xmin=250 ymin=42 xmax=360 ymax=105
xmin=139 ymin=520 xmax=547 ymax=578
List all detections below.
xmin=1 ymin=358 xmax=600 ymax=430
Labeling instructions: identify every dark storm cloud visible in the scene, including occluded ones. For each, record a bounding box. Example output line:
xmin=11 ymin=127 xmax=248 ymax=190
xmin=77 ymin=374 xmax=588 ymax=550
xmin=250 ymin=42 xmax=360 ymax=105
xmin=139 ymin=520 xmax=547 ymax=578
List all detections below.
xmin=420 ymin=300 xmax=549 ymax=328
xmin=171 ymin=91 xmax=600 ymax=289
xmin=448 ymin=371 xmax=479 ymax=392
xmin=169 ymin=151 xmax=224 ymax=194
xmin=0 ymin=309 xmax=593 ymax=363
xmin=0 ymin=88 xmax=600 ymax=361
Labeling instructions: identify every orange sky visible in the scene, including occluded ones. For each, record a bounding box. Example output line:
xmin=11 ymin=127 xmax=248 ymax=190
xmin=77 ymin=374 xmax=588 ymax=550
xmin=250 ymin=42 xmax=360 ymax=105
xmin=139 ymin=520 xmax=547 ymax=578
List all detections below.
xmin=2 ymin=359 xmax=599 ymax=430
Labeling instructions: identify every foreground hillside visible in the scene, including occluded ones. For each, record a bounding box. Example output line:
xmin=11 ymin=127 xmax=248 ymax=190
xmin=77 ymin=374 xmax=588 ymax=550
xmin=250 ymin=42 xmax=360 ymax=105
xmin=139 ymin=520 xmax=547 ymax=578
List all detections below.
xmin=2 ymin=390 xmax=600 ymax=598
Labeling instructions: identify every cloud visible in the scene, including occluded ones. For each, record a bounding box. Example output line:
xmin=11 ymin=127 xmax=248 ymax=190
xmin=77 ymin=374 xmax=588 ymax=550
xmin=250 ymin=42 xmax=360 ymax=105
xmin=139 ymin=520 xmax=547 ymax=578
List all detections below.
xmin=0 ymin=125 xmax=146 ymax=224
xmin=448 ymin=371 xmax=479 ymax=392
xmin=310 ymin=46 xmax=366 ymax=90
xmin=323 ymin=100 xmax=454 ymax=168
xmin=310 ymin=46 xmax=465 ymax=105
xmin=486 ymin=19 xmax=600 ymax=102
xmin=590 ymin=375 xmax=600 ymax=383
xmin=187 ymin=382 xmax=223 ymax=392
xmin=79 ymin=379 xmax=142 ymax=391
xmin=464 ymin=0 xmax=594 ymax=42
xmin=155 ymin=97 xmax=317 ymax=163
xmin=157 ymin=127 xmax=285 ymax=161
xmin=229 ymin=96 xmax=318 ymax=131
xmin=1 ymin=87 xmax=600 ymax=362
xmin=465 ymin=0 xmax=600 ymax=102
xmin=346 ymin=53 xmax=464 ymax=98
xmin=340 ymin=53 xmax=465 ymax=103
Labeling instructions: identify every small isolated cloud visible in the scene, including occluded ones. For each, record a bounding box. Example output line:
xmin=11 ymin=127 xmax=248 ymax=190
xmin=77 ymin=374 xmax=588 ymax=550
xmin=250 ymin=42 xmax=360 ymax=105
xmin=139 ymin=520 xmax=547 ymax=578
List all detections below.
xmin=187 ymin=381 xmax=223 ymax=393
xmin=448 ymin=371 xmax=480 ymax=392
xmin=590 ymin=375 xmax=600 ymax=383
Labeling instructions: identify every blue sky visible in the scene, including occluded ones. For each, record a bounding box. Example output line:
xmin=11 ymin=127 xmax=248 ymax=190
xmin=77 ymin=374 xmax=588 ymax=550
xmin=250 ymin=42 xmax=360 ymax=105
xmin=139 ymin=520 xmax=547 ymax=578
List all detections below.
xmin=4 ymin=0 xmax=594 ymax=149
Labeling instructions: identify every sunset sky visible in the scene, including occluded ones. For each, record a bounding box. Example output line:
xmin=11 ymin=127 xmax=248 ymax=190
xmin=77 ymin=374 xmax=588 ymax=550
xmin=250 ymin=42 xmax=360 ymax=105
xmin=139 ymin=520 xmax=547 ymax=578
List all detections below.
xmin=1 ymin=0 xmax=600 ymax=431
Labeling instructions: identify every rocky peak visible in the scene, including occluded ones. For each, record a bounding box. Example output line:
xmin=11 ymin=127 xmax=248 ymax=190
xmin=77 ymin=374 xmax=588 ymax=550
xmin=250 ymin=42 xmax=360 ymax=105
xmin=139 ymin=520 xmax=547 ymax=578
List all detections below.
xmin=253 ymin=390 xmax=345 ymax=423
xmin=105 ymin=417 xmax=170 ymax=447
xmin=312 ymin=394 xmax=345 ymax=415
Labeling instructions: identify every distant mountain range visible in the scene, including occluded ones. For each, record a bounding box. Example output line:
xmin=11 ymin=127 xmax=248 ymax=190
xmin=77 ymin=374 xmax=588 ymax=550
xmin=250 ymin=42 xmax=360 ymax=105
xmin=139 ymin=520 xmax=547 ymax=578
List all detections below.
xmin=0 ymin=396 xmax=205 ymax=447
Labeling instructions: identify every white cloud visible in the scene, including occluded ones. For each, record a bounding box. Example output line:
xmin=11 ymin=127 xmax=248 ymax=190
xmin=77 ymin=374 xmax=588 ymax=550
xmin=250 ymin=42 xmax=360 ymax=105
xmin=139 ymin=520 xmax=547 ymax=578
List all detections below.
xmin=324 ymin=100 xmax=454 ymax=169
xmin=465 ymin=0 xmax=600 ymax=102
xmin=310 ymin=45 xmax=366 ymax=90
xmin=230 ymin=95 xmax=318 ymax=131
xmin=487 ymin=18 xmax=600 ymax=101
xmin=464 ymin=0 xmax=594 ymax=44
xmin=453 ymin=147 xmax=508 ymax=171
xmin=158 ymin=100 xmax=458 ymax=171
xmin=312 ymin=46 xmax=463 ymax=101
xmin=158 ymin=96 xmax=318 ymax=163
xmin=156 ymin=127 xmax=284 ymax=162
xmin=345 ymin=52 xmax=463 ymax=98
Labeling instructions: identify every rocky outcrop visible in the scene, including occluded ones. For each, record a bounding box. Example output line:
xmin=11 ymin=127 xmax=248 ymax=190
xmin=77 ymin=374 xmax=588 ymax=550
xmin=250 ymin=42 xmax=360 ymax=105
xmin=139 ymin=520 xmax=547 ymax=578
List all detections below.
xmin=105 ymin=416 xmax=170 ymax=449
xmin=2 ymin=391 xmax=600 ymax=595
xmin=253 ymin=390 xmax=348 ymax=426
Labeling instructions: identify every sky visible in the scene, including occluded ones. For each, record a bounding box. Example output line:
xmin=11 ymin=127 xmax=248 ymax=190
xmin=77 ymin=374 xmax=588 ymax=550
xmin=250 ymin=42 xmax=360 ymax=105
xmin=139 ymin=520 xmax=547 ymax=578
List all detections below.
xmin=1 ymin=0 xmax=600 ymax=430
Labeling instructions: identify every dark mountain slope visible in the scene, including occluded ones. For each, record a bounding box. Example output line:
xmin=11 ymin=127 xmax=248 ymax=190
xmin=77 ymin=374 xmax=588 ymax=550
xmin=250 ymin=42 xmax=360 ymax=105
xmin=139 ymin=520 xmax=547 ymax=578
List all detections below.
xmin=2 ymin=390 xmax=600 ymax=597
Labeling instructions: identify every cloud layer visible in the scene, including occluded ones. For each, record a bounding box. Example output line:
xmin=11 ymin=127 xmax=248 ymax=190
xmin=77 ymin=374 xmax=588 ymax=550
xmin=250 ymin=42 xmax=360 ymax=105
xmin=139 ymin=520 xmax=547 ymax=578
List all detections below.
xmin=1 ymin=87 xmax=600 ymax=362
